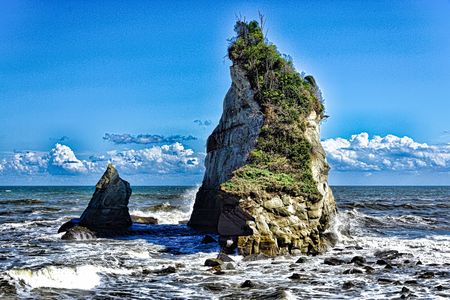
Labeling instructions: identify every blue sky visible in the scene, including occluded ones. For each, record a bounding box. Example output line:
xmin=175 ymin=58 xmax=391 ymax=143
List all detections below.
xmin=0 ymin=1 xmax=449 ymax=185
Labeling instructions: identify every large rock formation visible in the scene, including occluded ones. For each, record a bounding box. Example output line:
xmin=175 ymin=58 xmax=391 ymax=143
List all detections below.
xmin=79 ymin=163 xmax=132 ymax=233
xmin=188 ymin=64 xmax=264 ymax=231
xmin=189 ymin=20 xmax=336 ymax=256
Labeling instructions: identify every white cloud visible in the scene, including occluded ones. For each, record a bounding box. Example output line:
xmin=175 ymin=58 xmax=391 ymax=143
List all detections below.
xmin=1 ymin=151 xmax=48 ymax=174
xmin=107 ymin=142 xmax=202 ymax=175
xmin=48 ymin=144 xmax=87 ymax=175
xmin=323 ymin=132 xmax=450 ymax=172
xmin=0 ymin=143 xmax=203 ymax=177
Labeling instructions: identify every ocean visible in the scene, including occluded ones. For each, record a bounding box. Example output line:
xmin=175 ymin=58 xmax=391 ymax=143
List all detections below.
xmin=0 ymin=186 xmax=449 ymax=299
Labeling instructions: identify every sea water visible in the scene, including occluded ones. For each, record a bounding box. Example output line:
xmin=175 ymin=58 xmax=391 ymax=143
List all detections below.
xmin=0 ymin=186 xmax=449 ymax=299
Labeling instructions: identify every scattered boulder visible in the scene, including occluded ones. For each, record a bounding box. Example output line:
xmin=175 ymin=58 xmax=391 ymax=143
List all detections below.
xmin=224 ymin=262 xmax=235 ymax=270
xmin=204 ymin=258 xmax=223 ymax=267
xmin=418 ymin=271 xmax=434 ymax=279
xmin=377 ymin=278 xmax=395 ymax=284
xmin=154 ymin=266 xmax=176 ymax=275
xmin=217 ymin=252 xmax=234 ymax=262
xmin=288 ymin=273 xmax=302 ymax=280
xmin=350 ymin=256 xmax=366 ymax=265
xmin=342 ymin=281 xmax=355 ymax=290
xmin=201 ymin=235 xmax=217 ymax=244
xmin=61 ymin=226 xmax=96 ymax=240
xmin=240 ymin=280 xmax=255 ymax=288
xmin=343 ymin=268 xmax=363 ymax=274
xmin=295 ymin=257 xmax=308 ymax=264
xmin=324 ymin=257 xmax=346 ymax=266
xmin=131 ymin=215 xmax=158 ymax=224
xmin=0 ymin=278 xmax=16 ymax=296
xmin=364 ymin=266 xmax=375 ymax=274
xmin=374 ymin=250 xmax=403 ymax=260
xmin=401 ymin=287 xmax=410 ymax=293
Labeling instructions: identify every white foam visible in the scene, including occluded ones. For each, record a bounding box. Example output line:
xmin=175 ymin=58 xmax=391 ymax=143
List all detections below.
xmin=131 ymin=186 xmax=199 ymax=224
xmin=127 ymin=249 xmax=150 ymax=259
xmin=8 ymin=265 xmax=101 ymax=290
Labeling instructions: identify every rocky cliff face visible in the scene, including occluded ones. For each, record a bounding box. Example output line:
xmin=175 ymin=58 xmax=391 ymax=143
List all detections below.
xmin=188 ymin=65 xmax=264 ymax=230
xmin=189 ymin=20 xmax=336 ymax=256
xmin=237 ymin=110 xmax=336 ymax=255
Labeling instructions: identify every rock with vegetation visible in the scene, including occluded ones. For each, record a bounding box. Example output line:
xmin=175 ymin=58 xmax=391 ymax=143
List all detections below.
xmin=188 ymin=19 xmax=336 ymax=256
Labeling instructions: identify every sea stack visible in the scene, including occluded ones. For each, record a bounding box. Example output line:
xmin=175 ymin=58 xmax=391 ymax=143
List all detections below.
xmin=188 ymin=20 xmax=336 ymax=255
xmin=78 ymin=163 xmax=132 ymax=234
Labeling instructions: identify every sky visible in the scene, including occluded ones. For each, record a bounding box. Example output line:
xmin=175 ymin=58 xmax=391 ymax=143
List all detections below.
xmin=0 ymin=1 xmax=449 ymax=185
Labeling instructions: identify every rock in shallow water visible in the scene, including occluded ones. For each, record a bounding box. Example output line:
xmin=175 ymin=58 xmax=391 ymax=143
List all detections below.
xmin=61 ymin=226 xmax=96 ymax=240
xmin=130 ymin=215 xmax=158 ymax=224
xmin=58 ymin=164 xmax=133 ymax=238
xmin=188 ymin=22 xmax=336 ymax=257
xmin=204 ymin=258 xmax=223 ymax=267
xmin=79 ymin=164 xmax=132 ymax=234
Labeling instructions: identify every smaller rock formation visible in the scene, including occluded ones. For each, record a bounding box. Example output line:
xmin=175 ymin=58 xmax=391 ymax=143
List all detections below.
xmin=58 ymin=164 xmax=132 ymax=238
xmin=79 ymin=163 xmax=132 ymax=234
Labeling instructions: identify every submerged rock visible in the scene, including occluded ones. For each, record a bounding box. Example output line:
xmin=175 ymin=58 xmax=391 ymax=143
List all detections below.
xmin=324 ymin=257 xmax=346 ymax=266
xmin=217 ymin=252 xmax=234 ymax=262
xmin=154 ymin=266 xmax=176 ymax=275
xmin=240 ymin=280 xmax=255 ymax=288
xmin=188 ymin=20 xmax=336 ymax=257
xmin=204 ymin=258 xmax=223 ymax=267
xmin=131 ymin=215 xmax=158 ymax=225
xmin=61 ymin=226 xmax=96 ymax=240
xmin=201 ymin=235 xmax=217 ymax=244
xmin=342 ymin=281 xmax=355 ymax=290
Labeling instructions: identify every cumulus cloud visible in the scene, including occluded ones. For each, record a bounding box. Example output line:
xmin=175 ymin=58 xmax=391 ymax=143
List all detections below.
xmin=0 ymin=144 xmax=88 ymax=176
xmin=1 ymin=151 xmax=48 ymax=174
xmin=106 ymin=142 xmax=202 ymax=175
xmin=194 ymin=119 xmax=212 ymax=127
xmin=48 ymin=144 xmax=87 ymax=174
xmin=322 ymin=132 xmax=450 ymax=172
xmin=103 ymin=133 xmax=197 ymax=145
xmin=0 ymin=143 xmax=203 ymax=177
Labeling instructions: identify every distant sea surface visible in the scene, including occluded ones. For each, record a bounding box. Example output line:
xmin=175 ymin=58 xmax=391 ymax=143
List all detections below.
xmin=0 ymin=186 xmax=449 ymax=299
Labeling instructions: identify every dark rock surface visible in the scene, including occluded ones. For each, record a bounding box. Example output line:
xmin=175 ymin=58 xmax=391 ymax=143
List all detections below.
xmin=79 ymin=164 xmax=132 ymax=233
xmin=57 ymin=219 xmax=78 ymax=233
xmin=204 ymin=258 xmax=223 ymax=267
xmin=201 ymin=235 xmax=217 ymax=244
xmin=58 ymin=164 xmax=133 ymax=238
xmin=61 ymin=226 xmax=96 ymax=240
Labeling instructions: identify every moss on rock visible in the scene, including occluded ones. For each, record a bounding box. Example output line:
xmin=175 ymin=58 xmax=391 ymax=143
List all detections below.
xmin=221 ymin=20 xmax=324 ymax=201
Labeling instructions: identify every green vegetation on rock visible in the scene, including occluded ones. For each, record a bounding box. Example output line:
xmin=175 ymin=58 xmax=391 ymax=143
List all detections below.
xmin=221 ymin=19 xmax=325 ymax=200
